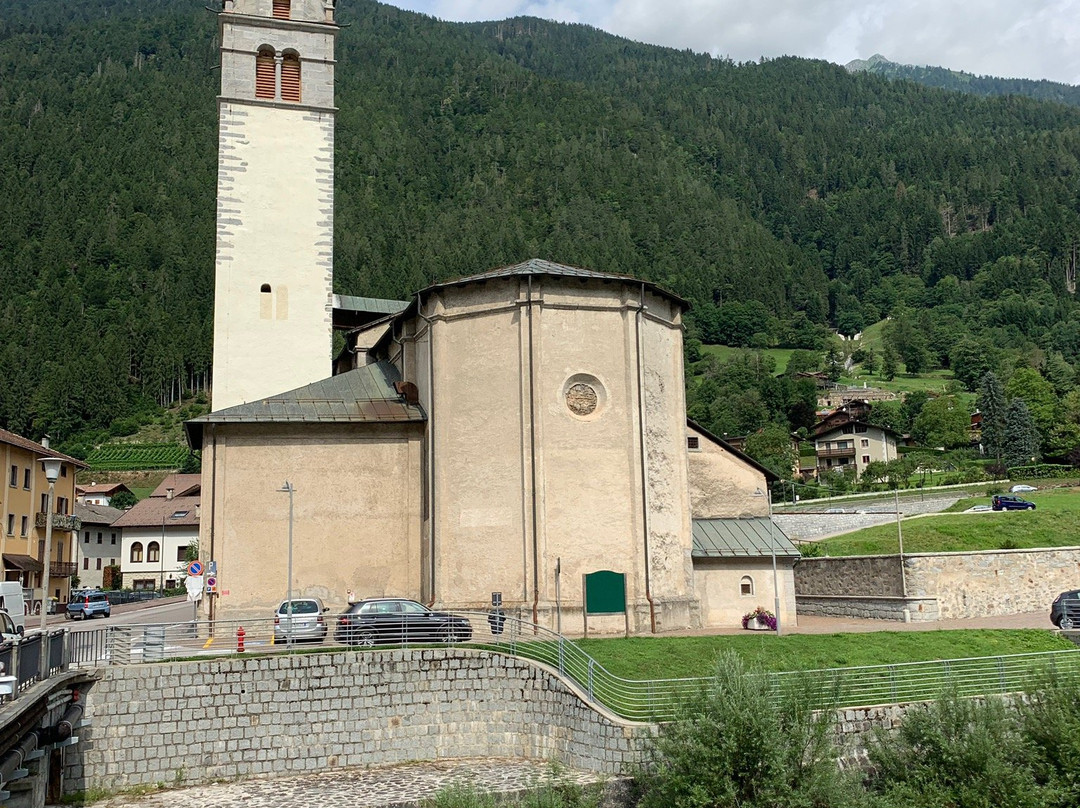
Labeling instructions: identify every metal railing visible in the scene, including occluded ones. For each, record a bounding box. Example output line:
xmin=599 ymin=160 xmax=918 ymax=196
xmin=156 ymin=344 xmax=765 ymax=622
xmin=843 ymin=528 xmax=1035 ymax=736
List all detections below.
xmin=60 ymin=612 xmax=1080 ymax=722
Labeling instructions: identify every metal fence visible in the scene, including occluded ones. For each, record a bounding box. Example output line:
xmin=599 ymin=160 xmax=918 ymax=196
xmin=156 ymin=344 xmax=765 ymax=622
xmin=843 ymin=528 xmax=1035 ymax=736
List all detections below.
xmin=59 ymin=612 xmax=1080 ymax=722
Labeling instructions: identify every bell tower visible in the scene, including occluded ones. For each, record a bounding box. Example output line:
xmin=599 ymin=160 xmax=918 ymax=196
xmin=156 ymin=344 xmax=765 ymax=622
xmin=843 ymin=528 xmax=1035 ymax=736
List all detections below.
xmin=211 ymin=0 xmax=338 ymax=410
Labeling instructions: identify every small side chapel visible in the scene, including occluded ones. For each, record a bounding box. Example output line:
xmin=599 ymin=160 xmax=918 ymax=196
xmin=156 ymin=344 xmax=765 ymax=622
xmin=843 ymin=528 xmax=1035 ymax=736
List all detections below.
xmin=186 ymin=0 xmax=800 ymax=633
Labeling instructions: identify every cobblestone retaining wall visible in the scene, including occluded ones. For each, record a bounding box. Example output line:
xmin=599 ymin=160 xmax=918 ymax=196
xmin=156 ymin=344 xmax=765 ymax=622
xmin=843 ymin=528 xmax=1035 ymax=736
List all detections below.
xmin=66 ymin=649 xmax=652 ymax=792
xmin=796 ymin=595 xmax=940 ymax=622
xmin=795 ymin=556 xmax=905 ymax=597
xmin=796 ymin=547 xmax=1080 ymax=620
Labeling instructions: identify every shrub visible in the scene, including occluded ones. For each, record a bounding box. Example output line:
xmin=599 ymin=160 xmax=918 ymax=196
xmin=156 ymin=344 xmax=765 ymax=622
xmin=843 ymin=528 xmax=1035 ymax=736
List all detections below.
xmin=865 ymin=690 xmax=1041 ymax=808
xmin=1019 ymin=670 xmax=1080 ymax=808
xmin=635 ymin=653 xmax=860 ymax=808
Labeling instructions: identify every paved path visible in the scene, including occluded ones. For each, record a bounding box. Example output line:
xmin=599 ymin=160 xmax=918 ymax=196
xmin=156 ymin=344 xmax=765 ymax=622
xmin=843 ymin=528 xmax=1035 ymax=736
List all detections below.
xmin=83 ymin=758 xmax=611 ymax=808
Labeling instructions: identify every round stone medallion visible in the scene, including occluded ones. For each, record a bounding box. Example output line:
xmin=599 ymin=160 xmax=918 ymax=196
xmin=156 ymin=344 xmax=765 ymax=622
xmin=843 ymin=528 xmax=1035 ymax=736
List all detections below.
xmin=566 ymin=383 xmax=598 ymax=416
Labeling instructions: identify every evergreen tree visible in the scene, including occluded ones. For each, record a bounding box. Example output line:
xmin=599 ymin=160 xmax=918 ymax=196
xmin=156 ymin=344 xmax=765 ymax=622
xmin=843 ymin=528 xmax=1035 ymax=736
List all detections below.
xmin=978 ymin=372 xmax=1007 ymax=465
xmin=1003 ymin=399 xmax=1041 ymax=468
xmin=882 ymin=344 xmax=899 ymax=382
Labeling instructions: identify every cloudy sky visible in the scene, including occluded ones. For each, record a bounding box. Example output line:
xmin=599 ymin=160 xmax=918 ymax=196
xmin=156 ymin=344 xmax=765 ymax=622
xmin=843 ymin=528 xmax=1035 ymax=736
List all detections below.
xmin=384 ymin=0 xmax=1080 ymax=85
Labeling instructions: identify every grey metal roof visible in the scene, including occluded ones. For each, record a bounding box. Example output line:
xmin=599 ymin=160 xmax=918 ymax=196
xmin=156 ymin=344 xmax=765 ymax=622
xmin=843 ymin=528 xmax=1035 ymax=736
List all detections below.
xmin=184 ymin=361 xmax=425 ymax=446
xmin=692 ymin=517 xmax=801 ymax=559
xmin=333 ymin=294 xmax=409 ymax=316
xmin=420 ymin=258 xmax=689 ymax=309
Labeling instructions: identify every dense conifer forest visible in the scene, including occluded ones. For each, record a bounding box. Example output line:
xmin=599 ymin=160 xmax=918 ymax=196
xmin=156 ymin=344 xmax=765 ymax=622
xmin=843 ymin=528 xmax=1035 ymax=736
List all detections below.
xmin=2 ymin=0 xmax=1080 ymax=458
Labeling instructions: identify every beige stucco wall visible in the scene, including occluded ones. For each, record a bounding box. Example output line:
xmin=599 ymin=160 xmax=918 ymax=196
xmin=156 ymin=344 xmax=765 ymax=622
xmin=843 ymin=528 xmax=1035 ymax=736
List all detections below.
xmin=693 ymin=557 xmax=798 ymax=628
xmin=686 ymin=426 xmax=769 ymax=518
xmin=393 ymin=277 xmax=698 ymax=632
xmin=201 ymin=423 xmax=423 ymax=621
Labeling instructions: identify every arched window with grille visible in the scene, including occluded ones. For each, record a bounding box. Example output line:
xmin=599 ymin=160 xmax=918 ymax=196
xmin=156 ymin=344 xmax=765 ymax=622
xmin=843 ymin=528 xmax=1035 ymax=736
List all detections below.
xmin=272 ymin=0 xmax=290 ymax=19
xmin=148 ymin=541 xmax=160 ymax=564
xmin=281 ymin=51 xmax=301 ymax=102
xmin=255 ymin=46 xmax=276 ymax=99
xmin=740 ymin=575 xmax=754 ymax=597
xmin=131 ymin=542 xmax=144 ymax=563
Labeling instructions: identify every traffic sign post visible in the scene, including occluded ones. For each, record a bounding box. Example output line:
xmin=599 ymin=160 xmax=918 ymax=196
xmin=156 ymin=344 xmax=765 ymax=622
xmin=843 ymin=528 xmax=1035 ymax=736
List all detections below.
xmin=187 ymin=560 xmax=203 ymax=577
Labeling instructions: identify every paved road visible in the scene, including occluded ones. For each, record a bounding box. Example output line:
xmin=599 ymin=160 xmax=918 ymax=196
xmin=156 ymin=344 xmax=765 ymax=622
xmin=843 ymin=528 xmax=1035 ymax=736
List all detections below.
xmin=80 ymin=758 xmax=611 ymax=808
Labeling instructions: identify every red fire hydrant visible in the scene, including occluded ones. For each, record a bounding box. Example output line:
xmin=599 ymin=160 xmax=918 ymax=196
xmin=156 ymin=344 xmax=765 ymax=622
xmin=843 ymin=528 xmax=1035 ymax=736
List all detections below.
xmin=237 ymin=625 xmax=246 ymax=653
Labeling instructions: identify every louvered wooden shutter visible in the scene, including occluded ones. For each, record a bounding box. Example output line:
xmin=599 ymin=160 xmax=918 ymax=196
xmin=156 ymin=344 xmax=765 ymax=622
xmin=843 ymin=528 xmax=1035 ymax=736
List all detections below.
xmin=272 ymin=0 xmax=290 ymax=19
xmin=281 ymin=55 xmax=301 ymax=102
xmin=255 ymin=51 xmax=275 ymax=99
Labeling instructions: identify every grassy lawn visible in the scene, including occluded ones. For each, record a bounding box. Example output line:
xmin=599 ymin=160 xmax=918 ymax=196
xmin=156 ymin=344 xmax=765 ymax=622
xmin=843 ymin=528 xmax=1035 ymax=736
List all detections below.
xmin=698 ymin=345 xmax=796 ymax=373
xmin=575 ymin=629 xmax=1071 ymax=679
xmin=816 ymin=488 xmax=1080 ymax=555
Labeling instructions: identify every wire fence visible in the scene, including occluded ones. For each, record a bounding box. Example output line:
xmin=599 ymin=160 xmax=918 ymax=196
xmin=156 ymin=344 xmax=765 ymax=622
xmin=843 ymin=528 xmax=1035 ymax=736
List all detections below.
xmin=60 ymin=611 xmax=1080 ymax=722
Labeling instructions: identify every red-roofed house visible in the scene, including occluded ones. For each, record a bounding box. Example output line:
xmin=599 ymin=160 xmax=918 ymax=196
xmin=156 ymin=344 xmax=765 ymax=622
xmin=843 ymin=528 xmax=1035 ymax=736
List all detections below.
xmin=114 ymin=483 xmax=200 ymax=591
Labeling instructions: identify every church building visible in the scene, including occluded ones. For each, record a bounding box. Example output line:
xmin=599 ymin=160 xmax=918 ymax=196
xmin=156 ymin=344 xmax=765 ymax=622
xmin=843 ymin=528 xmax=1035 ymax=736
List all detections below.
xmin=185 ymin=0 xmax=799 ymax=633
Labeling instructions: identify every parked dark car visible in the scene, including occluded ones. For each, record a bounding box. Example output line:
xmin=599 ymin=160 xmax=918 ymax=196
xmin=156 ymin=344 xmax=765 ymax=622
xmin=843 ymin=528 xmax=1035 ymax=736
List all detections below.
xmin=66 ymin=590 xmax=110 ymax=619
xmin=334 ymin=598 xmax=472 ymax=647
xmin=991 ymin=495 xmax=1036 ymax=511
xmin=1051 ymin=589 xmax=1080 ymax=628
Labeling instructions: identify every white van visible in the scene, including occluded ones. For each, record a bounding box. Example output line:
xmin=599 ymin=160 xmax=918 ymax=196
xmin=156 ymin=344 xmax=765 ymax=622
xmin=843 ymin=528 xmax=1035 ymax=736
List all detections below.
xmin=0 ymin=583 xmax=27 ymax=634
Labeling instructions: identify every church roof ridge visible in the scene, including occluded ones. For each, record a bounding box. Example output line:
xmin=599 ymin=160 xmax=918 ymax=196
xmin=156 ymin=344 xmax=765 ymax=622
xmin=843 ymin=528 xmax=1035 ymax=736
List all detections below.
xmin=421 ymin=258 xmax=689 ymax=308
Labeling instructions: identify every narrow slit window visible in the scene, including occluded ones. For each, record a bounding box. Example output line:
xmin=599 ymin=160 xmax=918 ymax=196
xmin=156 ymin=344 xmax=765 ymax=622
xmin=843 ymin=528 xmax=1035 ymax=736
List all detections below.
xmin=255 ymin=47 xmax=276 ymax=99
xmin=281 ymin=52 xmax=301 ymax=102
xmin=272 ymin=0 xmax=290 ymax=19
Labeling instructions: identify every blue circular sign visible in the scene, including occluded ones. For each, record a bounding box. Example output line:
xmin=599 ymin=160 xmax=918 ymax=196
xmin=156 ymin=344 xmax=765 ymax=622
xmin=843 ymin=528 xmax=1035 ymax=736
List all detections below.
xmin=187 ymin=561 xmax=203 ymax=577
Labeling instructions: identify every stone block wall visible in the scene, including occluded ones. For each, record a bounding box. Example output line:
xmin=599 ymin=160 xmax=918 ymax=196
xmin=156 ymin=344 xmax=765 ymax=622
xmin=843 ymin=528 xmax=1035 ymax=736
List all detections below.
xmin=795 ymin=556 xmax=905 ymax=598
xmin=796 ymin=595 xmax=940 ymax=622
xmin=65 ymin=649 xmax=652 ymax=793
xmin=796 ymin=547 xmax=1080 ymax=620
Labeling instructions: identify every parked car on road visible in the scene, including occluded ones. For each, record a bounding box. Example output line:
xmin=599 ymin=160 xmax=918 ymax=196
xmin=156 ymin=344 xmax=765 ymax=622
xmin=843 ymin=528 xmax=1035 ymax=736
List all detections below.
xmin=334 ymin=598 xmax=473 ymax=647
xmin=1051 ymin=589 xmax=1080 ymax=628
xmin=66 ymin=590 xmax=111 ymax=620
xmin=0 ymin=610 xmax=20 ymax=643
xmin=1010 ymin=484 xmax=1038 ymax=493
xmin=991 ymin=495 xmax=1036 ymax=511
xmin=274 ymin=597 xmax=329 ymax=643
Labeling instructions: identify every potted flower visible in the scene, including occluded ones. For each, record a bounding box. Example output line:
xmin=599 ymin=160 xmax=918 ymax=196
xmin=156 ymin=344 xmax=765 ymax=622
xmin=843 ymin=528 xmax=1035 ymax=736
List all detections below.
xmin=742 ymin=606 xmax=777 ymax=631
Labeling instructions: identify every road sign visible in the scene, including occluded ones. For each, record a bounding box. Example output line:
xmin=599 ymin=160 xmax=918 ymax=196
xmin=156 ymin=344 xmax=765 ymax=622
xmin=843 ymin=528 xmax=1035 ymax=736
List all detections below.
xmin=208 ymin=560 xmax=217 ymax=576
xmin=184 ymin=574 xmax=204 ymax=602
xmin=206 ymin=576 xmax=218 ymax=594
xmin=187 ymin=560 xmax=203 ymax=577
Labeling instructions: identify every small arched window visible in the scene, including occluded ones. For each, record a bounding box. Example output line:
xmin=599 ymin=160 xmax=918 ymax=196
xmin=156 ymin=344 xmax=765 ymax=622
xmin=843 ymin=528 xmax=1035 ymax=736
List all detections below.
xmin=131 ymin=542 xmax=144 ymax=563
xmin=260 ymin=283 xmax=272 ymax=293
xmin=740 ymin=576 xmax=754 ymax=597
xmin=255 ymin=46 xmax=275 ymax=99
xmin=272 ymin=0 xmax=290 ymax=19
xmin=281 ymin=51 xmax=301 ymax=102
xmin=147 ymin=541 xmax=160 ymax=564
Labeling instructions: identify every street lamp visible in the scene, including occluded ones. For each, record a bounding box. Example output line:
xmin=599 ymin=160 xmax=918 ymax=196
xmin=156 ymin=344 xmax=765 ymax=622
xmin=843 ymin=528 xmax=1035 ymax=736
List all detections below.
xmin=40 ymin=457 xmax=62 ymax=670
xmin=755 ymin=486 xmax=783 ymax=636
xmin=277 ymin=481 xmax=295 ymax=650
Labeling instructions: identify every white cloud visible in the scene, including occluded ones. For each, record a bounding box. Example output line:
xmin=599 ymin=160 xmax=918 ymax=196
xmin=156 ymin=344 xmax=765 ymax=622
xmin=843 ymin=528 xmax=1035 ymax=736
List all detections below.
xmin=386 ymin=0 xmax=1080 ymax=84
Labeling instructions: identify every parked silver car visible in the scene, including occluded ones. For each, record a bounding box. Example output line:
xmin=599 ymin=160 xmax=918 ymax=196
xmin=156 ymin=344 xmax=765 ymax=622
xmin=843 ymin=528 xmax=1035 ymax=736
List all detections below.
xmin=274 ymin=597 xmax=329 ymax=643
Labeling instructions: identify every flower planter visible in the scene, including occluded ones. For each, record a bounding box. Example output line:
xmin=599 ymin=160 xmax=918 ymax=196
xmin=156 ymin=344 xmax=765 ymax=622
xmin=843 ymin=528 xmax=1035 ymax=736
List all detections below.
xmin=745 ymin=617 xmax=773 ymax=631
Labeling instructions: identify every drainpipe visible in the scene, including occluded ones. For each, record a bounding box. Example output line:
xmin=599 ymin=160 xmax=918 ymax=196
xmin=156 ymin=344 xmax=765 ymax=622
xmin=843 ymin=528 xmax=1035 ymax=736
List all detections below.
xmin=636 ymin=284 xmax=657 ymax=633
xmin=527 ymin=276 xmax=540 ymax=626
xmin=208 ymin=424 xmax=218 ymax=623
xmin=416 ymin=294 xmax=437 ymax=606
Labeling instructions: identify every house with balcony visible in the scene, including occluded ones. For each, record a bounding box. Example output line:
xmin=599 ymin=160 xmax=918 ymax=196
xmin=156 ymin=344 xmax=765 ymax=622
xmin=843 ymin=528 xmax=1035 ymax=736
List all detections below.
xmin=73 ymin=503 xmax=124 ymax=590
xmin=1 ymin=428 xmax=86 ymax=613
xmin=113 ymin=475 xmax=200 ymax=590
xmin=813 ymin=403 xmax=900 ymax=479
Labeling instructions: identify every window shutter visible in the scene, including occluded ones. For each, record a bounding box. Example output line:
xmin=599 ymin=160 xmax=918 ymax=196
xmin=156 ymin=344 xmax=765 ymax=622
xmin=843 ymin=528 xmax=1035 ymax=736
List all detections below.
xmin=272 ymin=0 xmax=290 ymax=19
xmin=281 ymin=55 xmax=301 ymax=102
xmin=255 ymin=51 xmax=275 ymax=99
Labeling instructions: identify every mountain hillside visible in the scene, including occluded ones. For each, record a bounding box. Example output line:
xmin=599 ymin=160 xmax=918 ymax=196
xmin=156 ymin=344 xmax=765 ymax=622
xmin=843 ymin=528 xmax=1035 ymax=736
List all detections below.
xmin=846 ymin=53 xmax=1080 ymax=107
xmin=2 ymin=0 xmax=1080 ymax=454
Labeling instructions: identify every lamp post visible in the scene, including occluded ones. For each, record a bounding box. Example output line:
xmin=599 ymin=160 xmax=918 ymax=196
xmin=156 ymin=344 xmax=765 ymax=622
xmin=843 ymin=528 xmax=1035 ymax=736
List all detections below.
xmin=755 ymin=486 xmax=783 ymax=636
xmin=39 ymin=457 xmax=62 ymax=671
xmin=160 ymin=514 xmax=166 ymax=593
xmin=277 ymin=481 xmax=294 ymax=650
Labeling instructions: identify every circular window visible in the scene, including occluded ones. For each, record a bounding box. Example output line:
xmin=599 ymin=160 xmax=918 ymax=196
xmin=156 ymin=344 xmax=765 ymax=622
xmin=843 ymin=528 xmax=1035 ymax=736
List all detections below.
xmin=566 ymin=383 xmax=598 ymax=416
xmin=563 ymin=374 xmax=607 ymax=419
